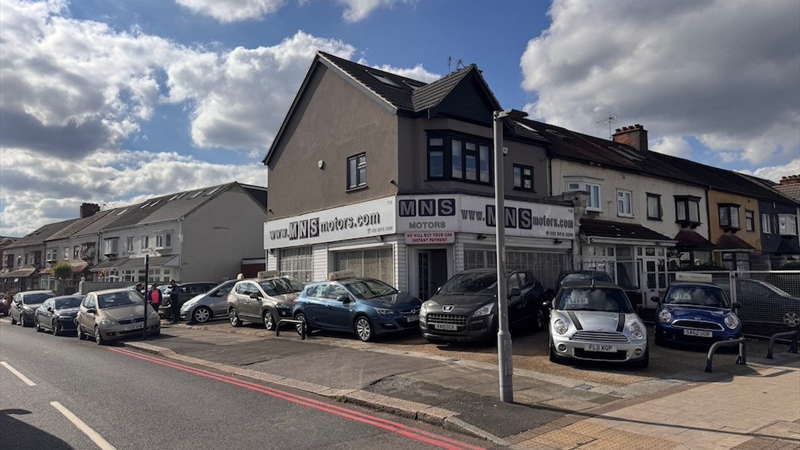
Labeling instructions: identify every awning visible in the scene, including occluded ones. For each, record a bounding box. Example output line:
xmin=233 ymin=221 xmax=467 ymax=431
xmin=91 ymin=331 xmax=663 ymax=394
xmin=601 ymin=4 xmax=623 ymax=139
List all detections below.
xmin=580 ymin=219 xmax=676 ymax=246
xmin=714 ymin=234 xmax=755 ymax=251
xmin=0 ymin=268 xmax=37 ymax=279
xmin=673 ymin=230 xmax=716 ymax=250
xmin=120 ymin=255 xmax=178 ymax=268
xmin=90 ymin=257 xmax=130 ymax=271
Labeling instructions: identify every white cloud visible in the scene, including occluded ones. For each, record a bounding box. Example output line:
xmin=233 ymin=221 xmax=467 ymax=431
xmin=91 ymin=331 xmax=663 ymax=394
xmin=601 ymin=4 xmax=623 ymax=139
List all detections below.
xmin=167 ymin=31 xmax=355 ymax=151
xmin=336 ymin=0 xmax=416 ymax=23
xmin=739 ymin=158 xmax=800 ymax=183
xmin=650 ymin=135 xmax=691 ymax=158
xmin=520 ymin=0 xmax=800 ymax=167
xmin=175 ymin=0 xmax=285 ymax=23
xmin=367 ymin=62 xmax=440 ymax=82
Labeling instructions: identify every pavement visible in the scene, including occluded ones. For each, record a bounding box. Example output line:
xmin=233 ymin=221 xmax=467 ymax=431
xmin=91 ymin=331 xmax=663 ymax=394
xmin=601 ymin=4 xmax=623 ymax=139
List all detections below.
xmin=115 ymin=319 xmax=800 ymax=450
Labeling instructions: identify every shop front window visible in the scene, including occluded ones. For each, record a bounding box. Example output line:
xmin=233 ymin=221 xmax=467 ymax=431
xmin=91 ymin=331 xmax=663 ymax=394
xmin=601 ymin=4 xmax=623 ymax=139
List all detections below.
xmin=332 ymin=248 xmax=394 ymax=285
xmin=278 ymin=247 xmax=313 ymax=283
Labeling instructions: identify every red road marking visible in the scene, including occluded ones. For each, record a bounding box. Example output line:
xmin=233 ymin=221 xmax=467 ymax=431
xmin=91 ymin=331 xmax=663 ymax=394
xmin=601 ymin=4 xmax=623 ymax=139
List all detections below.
xmin=109 ymin=347 xmax=484 ymax=450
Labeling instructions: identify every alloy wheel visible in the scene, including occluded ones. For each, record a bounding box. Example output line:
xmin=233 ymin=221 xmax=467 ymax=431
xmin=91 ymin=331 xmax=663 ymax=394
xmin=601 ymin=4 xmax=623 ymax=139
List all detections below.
xmin=52 ymin=320 xmax=59 ymax=336
xmin=294 ymin=314 xmax=307 ymax=335
xmin=264 ymin=311 xmax=275 ymax=331
xmin=229 ymin=309 xmax=242 ymax=327
xmin=355 ymin=317 xmax=372 ymax=342
xmin=94 ymin=327 xmax=103 ymax=345
xmin=784 ymin=312 xmax=800 ymax=328
xmin=193 ymin=307 xmax=211 ymax=323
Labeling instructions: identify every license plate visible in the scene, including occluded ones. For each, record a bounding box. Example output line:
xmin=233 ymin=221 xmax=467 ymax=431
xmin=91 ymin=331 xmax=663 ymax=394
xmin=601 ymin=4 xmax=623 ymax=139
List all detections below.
xmin=584 ymin=344 xmax=616 ymax=353
xmin=684 ymin=329 xmax=713 ymax=338
xmin=406 ymin=315 xmax=419 ymax=323
xmin=434 ymin=323 xmax=457 ymax=331
xmin=123 ymin=323 xmax=144 ymax=331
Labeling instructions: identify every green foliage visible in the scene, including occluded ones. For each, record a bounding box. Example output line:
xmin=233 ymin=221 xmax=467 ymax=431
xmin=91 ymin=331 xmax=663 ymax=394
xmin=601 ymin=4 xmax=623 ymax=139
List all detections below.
xmin=779 ymin=261 xmax=800 ymax=270
xmin=52 ymin=262 xmax=73 ymax=281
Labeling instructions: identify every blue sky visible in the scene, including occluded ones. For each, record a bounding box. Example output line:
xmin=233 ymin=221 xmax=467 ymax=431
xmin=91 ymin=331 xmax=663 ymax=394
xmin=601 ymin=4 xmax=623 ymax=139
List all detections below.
xmin=1 ymin=0 xmax=798 ymax=236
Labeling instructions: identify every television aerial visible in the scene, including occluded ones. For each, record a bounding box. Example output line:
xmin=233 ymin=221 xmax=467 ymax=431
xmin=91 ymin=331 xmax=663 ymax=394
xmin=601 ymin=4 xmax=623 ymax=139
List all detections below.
xmin=595 ymin=112 xmax=618 ymax=138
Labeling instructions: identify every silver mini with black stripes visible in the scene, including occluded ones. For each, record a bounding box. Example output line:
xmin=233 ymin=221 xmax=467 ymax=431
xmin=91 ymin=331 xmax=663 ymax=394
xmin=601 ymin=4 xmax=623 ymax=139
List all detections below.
xmin=549 ymin=281 xmax=648 ymax=364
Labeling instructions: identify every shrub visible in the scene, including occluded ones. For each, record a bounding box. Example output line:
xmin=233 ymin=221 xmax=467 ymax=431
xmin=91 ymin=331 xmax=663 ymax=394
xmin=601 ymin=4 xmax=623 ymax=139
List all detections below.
xmin=52 ymin=262 xmax=73 ymax=281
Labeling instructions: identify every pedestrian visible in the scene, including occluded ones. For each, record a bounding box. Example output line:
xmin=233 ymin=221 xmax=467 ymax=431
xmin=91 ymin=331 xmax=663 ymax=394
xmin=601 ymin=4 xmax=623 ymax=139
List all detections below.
xmin=169 ymin=280 xmax=180 ymax=323
xmin=148 ymin=284 xmax=162 ymax=317
xmin=135 ymin=283 xmax=144 ymax=296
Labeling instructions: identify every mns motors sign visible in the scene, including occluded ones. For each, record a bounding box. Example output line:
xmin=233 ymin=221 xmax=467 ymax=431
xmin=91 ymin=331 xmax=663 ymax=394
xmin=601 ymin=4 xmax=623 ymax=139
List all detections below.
xmin=397 ymin=194 xmax=576 ymax=239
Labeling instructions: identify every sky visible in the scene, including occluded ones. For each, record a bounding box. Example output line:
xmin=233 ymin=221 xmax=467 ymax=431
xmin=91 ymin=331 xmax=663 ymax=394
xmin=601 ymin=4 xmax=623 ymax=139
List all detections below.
xmin=1 ymin=0 xmax=798 ymax=237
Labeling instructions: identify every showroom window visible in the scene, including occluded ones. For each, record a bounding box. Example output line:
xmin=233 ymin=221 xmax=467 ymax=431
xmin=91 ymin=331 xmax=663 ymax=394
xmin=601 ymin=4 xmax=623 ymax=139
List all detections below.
xmin=332 ymin=248 xmax=394 ymax=285
xmin=278 ymin=247 xmax=313 ymax=283
xmin=463 ymin=248 xmax=568 ymax=290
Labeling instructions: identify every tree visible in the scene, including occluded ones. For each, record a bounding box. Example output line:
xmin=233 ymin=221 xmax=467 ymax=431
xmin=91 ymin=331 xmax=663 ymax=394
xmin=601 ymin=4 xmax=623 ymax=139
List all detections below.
xmin=52 ymin=262 xmax=73 ymax=281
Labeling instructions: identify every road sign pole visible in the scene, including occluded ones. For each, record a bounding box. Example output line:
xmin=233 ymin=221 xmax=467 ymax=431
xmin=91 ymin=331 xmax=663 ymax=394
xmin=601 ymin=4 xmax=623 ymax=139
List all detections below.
xmin=142 ymin=254 xmax=149 ymax=341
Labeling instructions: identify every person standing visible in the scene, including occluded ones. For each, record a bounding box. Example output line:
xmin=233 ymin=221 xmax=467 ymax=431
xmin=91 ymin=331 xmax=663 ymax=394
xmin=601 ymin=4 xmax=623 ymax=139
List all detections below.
xmin=149 ymin=284 xmax=162 ymax=318
xmin=169 ymin=280 xmax=180 ymax=323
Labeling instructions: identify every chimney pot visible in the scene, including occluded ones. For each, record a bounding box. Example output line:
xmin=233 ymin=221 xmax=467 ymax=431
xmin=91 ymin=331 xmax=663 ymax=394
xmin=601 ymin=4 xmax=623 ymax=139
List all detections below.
xmin=612 ymin=123 xmax=649 ymax=152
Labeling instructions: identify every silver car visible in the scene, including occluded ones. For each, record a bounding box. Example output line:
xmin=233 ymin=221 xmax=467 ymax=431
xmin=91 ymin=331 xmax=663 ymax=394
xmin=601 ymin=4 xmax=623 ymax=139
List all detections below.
xmin=180 ymin=280 xmax=236 ymax=323
xmin=76 ymin=289 xmax=160 ymax=344
xmin=549 ymin=281 xmax=648 ymax=368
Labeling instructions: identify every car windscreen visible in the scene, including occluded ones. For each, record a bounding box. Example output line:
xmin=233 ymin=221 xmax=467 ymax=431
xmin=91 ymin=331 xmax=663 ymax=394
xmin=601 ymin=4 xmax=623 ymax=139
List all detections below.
xmin=557 ymin=288 xmax=633 ymax=313
xmin=439 ymin=272 xmax=497 ymax=296
xmin=665 ymin=286 xmax=729 ymax=308
xmin=259 ymin=278 xmax=304 ymax=296
xmin=97 ymin=291 xmax=143 ymax=309
xmin=22 ymin=293 xmax=53 ymax=304
xmin=55 ymin=297 xmax=82 ymax=309
xmin=561 ymin=273 xmax=612 ymax=285
xmin=343 ymin=279 xmax=397 ymax=300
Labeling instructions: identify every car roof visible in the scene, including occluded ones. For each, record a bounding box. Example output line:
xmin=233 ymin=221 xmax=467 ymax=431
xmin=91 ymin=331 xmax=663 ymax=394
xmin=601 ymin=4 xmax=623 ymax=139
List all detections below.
xmin=91 ymin=288 xmax=138 ymax=295
xmin=560 ymin=281 xmax=621 ymax=289
xmin=668 ymin=282 xmax=721 ymax=288
xmin=53 ymin=294 xmax=84 ymax=300
xmin=22 ymin=290 xmax=54 ymax=295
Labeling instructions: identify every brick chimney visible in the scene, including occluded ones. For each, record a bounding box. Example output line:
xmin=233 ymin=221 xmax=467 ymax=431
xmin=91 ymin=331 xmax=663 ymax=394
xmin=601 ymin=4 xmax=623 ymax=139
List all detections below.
xmin=780 ymin=175 xmax=800 ymax=185
xmin=612 ymin=124 xmax=648 ymax=151
xmin=80 ymin=203 xmax=100 ymax=218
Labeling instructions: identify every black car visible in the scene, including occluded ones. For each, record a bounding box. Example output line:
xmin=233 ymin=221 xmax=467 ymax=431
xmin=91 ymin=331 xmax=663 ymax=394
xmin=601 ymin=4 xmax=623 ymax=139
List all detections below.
xmin=34 ymin=295 xmax=84 ymax=336
xmin=419 ymin=268 xmax=546 ymax=343
xmin=556 ymin=270 xmax=613 ymax=287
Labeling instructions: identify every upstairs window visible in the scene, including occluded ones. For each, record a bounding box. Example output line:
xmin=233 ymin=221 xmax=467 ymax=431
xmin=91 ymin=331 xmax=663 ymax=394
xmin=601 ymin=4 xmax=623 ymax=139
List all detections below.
xmin=347 ymin=153 xmax=367 ymax=190
xmin=566 ymin=181 xmax=601 ymax=211
xmin=73 ymin=246 xmax=80 ymax=259
xmin=104 ymin=238 xmax=119 ymax=255
xmin=617 ymin=190 xmax=633 ymax=217
xmin=647 ymin=193 xmax=662 ymax=220
xmin=426 ymin=132 xmax=492 ymax=186
xmin=513 ymin=165 xmax=534 ymax=191
xmin=675 ymin=196 xmax=701 ymax=226
xmin=142 ymin=236 xmax=149 ymax=251
xmin=745 ymin=210 xmax=755 ymax=231
xmin=125 ymin=237 xmax=135 ymax=253
xmin=718 ymin=204 xmax=740 ymax=230
xmin=762 ymin=213 xmax=773 ymax=234
xmin=155 ymin=232 xmax=173 ymax=249
xmin=779 ymin=215 xmax=798 ymax=236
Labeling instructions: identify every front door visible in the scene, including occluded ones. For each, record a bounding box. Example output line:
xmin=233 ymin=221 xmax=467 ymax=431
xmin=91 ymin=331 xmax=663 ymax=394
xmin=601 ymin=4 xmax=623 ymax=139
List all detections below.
xmin=416 ymin=249 xmax=449 ymax=301
xmin=642 ymin=257 xmax=666 ymax=307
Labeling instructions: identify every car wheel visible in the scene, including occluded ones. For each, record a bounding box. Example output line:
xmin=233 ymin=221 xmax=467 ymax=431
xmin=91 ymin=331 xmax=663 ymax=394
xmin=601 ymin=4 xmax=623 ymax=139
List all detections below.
xmin=94 ymin=327 xmax=105 ymax=345
xmin=52 ymin=320 xmax=60 ymax=336
xmin=77 ymin=325 xmax=86 ymax=340
xmin=263 ymin=310 xmax=276 ymax=331
xmin=354 ymin=316 xmax=374 ymax=342
xmin=293 ymin=313 xmax=310 ymax=335
xmin=632 ymin=346 xmax=649 ymax=369
xmin=229 ymin=308 xmax=242 ymax=327
xmin=783 ymin=312 xmax=800 ymax=328
xmin=19 ymin=316 xmax=26 ymax=327
xmin=192 ymin=307 xmax=212 ymax=324
xmin=34 ymin=319 xmax=41 ymax=332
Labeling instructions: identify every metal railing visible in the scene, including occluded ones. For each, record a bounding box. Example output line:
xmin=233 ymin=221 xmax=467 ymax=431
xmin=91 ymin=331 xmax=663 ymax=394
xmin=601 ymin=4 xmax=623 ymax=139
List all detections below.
xmin=766 ymin=331 xmax=799 ymax=359
xmin=705 ymin=338 xmax=747 ymax=373
xmin=276 ymin=319 xmax=307 ymax=340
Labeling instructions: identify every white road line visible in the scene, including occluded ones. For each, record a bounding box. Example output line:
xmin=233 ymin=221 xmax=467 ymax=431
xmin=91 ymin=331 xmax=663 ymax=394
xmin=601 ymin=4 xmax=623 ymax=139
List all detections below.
xmin=0 ymin=361 xmax=36 ymax=386
xmin=51 ymin=401 xmax=116 ymax=450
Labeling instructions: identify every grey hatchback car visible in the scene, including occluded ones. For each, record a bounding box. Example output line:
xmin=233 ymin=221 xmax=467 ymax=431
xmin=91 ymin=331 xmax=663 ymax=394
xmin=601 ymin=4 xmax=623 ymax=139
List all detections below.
xmin=180 ymin=280 xmax=237 ymax=323
xmin=10 ymin=290 xmax=54 ymax=327
xmin=227 ymin=276 xmax=305 ymax=330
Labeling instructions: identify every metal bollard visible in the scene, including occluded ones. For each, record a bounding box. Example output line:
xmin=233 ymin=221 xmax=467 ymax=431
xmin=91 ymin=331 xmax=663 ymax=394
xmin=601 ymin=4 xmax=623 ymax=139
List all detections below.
xmin=767 ymin=331 xmax=799 ymax=359
xmin=705 ymin=338 xmax=747 ymax=373
xmin=276 ymin=319 xmax=306 ymax=340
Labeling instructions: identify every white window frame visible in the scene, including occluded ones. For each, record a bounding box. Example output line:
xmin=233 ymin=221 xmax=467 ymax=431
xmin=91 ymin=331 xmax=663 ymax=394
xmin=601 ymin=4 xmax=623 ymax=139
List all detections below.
xmin=617 ymin=189 xmax=633 ymax=217
xmin=565 ymin=179 xmax=602 ymax=212
xmin=762 ymin=213 xmax=772 ymax=234
xmin=779 ymin=214 xmax=798 ymax=236
xmin=155 ymin=232 xmax=173 ymax=250
xmin=104 ymin=238 xmax=118 ymax=255
xmin=125 ymin=237 xmax=135 ymax=254
xmin=142 ymin=235 xmax=149 ymax=250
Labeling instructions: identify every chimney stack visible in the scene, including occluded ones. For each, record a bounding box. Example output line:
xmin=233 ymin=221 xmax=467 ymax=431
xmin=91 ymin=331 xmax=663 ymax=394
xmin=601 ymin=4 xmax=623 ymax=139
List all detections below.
xmin=780 ymin=175 xmax=800 ymax=185
xmin=612 ymin=123 xmax=648 ymax=152
xmin=80 ymin=203 xmax=100 ymax=219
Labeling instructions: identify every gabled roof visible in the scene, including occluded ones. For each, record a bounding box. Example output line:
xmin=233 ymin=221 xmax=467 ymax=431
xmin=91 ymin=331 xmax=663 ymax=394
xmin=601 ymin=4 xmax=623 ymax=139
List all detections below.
xmin=44 ymin=210 xmax=114 ymax=242
xmin=5 ymin=218 xmax=79 ymax=249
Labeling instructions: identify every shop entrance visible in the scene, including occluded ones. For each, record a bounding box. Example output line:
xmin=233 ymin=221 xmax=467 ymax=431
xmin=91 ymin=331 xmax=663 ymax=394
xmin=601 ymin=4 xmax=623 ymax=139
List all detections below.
xmin=417 ymin=249 xmax=449 ymax=301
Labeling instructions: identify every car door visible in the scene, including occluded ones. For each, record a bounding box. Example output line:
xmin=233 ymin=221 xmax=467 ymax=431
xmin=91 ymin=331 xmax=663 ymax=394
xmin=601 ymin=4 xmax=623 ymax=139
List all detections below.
xmin=506 ymin=273 xmax=525 ymax=324
xmin=11 ymin=294 xmax=20 ymax=320
xmin=79 ymin=294 xmax=96 ymax=332
xmin=303 ymin=283 xmax=329 ymax=328
xmin=39 ymin=298 xmax=53 ymax=330
xmin=322 ymin=283 xmax=354 ymax=331
xmin=211 ymin=282 xmax=235 ymax=317
xmin=242 ymin=282 xmax=263 ymax=319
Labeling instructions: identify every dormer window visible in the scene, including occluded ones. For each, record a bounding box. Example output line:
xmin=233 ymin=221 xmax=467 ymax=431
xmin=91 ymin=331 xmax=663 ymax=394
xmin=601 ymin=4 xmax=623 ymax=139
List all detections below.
xmin=718 ymin=204 xmax=741 ymax=231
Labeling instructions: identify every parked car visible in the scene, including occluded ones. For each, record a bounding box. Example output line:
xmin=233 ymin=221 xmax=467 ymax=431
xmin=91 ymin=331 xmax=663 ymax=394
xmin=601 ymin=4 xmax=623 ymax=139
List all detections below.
xmin=180 ymin=280 xmax=237 ymax=323
xmin=556 ymin=270 xmax=613 ymax=287
xmin=548 ymin=281 xmax=648 ymax=367
xmin=419 ymin=268 xmax=546 ymax=344
xmin=0 ymin=292 xmax=10 ymax=316
xmin=735 ymin=279 xmax=800 ymax=330
xmin=228 ymin=276 xmax=305 ymax=330
xmin=10 ymin=290 xmax=54 ymax=327
xmin=76 ymin=289 xmax=160 ymax=344
xmin=34 ymin=295 xmax=84 ymax=336
xmin=293 ymin=276 xmax=421 ymax=342
xmin=653 ymin=282 xmax=741 ymax=347
xmin=159 ymin=282 xmax=218 ymax=319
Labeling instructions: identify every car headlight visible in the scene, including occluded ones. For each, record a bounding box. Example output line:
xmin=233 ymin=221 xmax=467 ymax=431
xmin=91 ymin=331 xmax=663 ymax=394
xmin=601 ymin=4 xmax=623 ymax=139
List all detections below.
xmin=630 ymin=322 xmax=645 ymax=340
xmin=275 ymin=302 xmax=292 ymax=309
xmin=374 ymin=308 xmax=395 ymax=316
xmin=724 ymin=313 xmax=740 ymax=330
xmin=658 ymin=309 xmax=672 ymax=323
xmin=99 ymin=318 xmax=117 ymax=326
xmin=473 ymin=303 xmax=495 ymax=317
xmin=553 ymin=318 xmax=569 ymax=335
xmin=0 ymin=299 xmax=6 ymax=305
xmin=149 ymin=310 xmax=160 ymax=320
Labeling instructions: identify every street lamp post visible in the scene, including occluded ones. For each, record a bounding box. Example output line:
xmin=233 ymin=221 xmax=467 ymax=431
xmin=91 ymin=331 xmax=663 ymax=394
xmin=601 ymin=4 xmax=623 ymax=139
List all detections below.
xmin=142 ymin=254 xmax=149 ymax=341
xmin=493 ymin=108 xmax=528 ymax=403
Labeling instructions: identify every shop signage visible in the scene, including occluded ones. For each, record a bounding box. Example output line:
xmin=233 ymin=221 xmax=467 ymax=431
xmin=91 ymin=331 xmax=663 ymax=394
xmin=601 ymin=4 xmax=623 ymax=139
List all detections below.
xmin=404 ymin=231 xmax=455 ymax=245
xmin=264 ymin=197 xmax=396 ymax=249
xmin=397 ymin=194 xmax=575 ymax=239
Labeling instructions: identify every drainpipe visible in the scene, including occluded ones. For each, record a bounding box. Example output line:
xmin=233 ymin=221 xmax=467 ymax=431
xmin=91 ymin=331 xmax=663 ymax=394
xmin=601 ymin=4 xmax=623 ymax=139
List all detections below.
xmin=178 ymin=218 xmax=184 ymax=281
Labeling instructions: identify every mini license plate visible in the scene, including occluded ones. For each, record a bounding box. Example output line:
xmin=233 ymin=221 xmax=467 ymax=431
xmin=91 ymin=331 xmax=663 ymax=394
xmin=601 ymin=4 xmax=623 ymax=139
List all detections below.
xmin=684 ymin=329 xmax=713 ymax=338
xmin=584 ymin=344 xmax=616 ymax=353
xmin=406 ymin=315 xmax=419 ymax=323
xmin=123 ymin=323 xmax=144 ymax=331
xmin=434 ymin=323 xmax=457 ymax=331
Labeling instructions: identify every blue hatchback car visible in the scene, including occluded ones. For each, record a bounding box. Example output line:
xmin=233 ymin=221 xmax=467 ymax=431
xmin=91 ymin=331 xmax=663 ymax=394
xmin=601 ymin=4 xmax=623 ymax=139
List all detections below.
xmin=293 ymin=276 xmax=421 ymax=342
xmin=654 ymin=282 xmax=742 ymax=346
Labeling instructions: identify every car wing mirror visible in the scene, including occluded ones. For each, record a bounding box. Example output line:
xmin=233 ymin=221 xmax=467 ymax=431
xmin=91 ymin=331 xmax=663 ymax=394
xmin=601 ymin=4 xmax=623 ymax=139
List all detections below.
xmin=636 ymin=304 xmax=645 ymax=312
xmin=508 ymin=288 xmax=521 ymax=299
xmin=86 ymin=308 xmax=96 ymax=314
xmin=732 ymin=302 xmax=742 ymax=310
xmin=650 ymin=296 xmax=661 ymax=304
xmin=48 ymin=306 xmax=54 ymax=312
xmin=249 ymin=292 xmax=261 ymax=300
xmin=336 ymin=295 xmax=351 ymax=303
xmin=542 ymin=301 xmax=552 ymax=310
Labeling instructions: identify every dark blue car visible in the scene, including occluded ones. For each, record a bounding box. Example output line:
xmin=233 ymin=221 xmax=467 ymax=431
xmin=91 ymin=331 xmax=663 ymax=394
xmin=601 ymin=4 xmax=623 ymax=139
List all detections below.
xmin=293 ymin=277 xmax=421 ymax=342
xmin=654 ymin=282 xmax=742 ymax=346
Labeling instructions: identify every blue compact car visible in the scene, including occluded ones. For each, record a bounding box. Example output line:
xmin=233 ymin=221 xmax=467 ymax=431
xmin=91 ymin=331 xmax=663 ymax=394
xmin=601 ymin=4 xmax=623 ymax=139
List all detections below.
xmin=293 ymin=277 xmax=421 ymax=342
xmin=654 ymin=282 xmax=742 ymax=346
